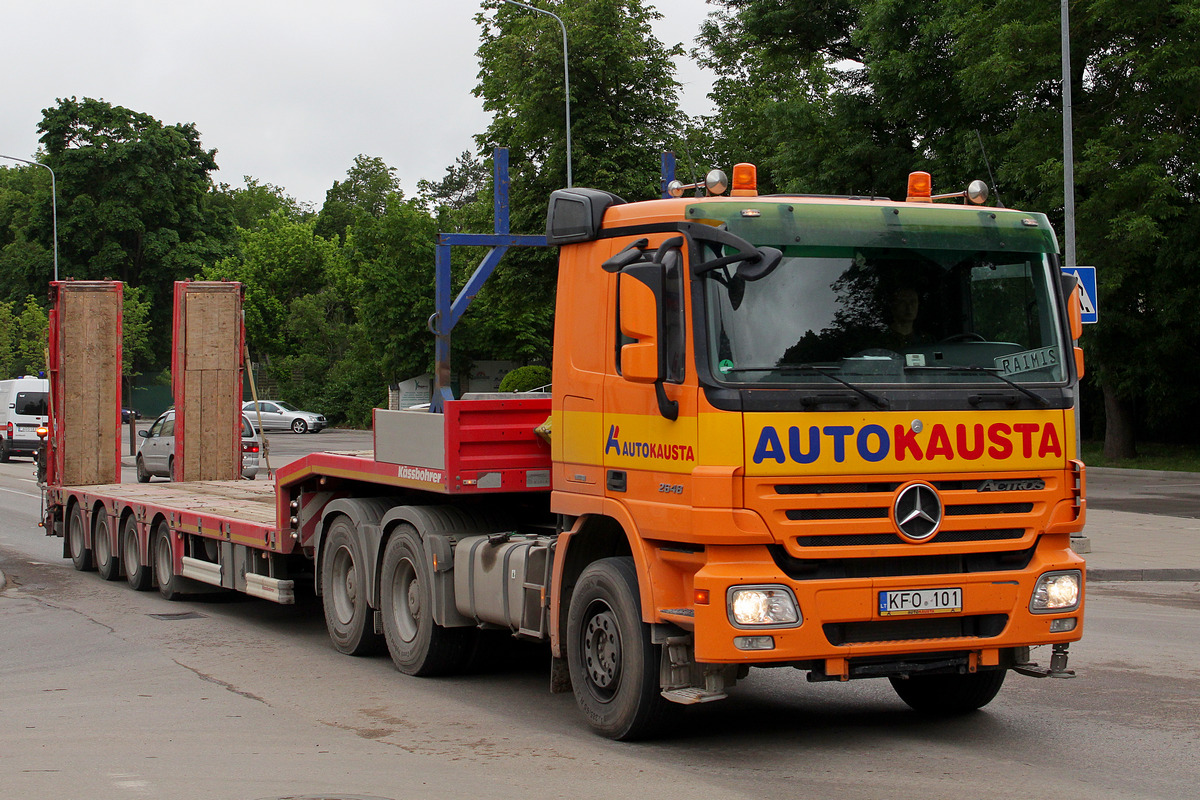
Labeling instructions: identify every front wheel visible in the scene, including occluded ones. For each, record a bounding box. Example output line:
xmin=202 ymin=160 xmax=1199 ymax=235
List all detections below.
xmin=67 ymin=503 xmax=94 ymax=572
xmin=566 ymin=557 xmax=668 ymax=740
xmin=291 ymin=418 xmax=308 ymax=434
xmin=320 ymin=517 xmax=383 ymax=655
xmin=889 ymin=669 xmax=1007 ymax=714
xmin=135 ymin=455 xmax=151 ymax=483
xmin=379 ymin=525 xmax=474 ymax=676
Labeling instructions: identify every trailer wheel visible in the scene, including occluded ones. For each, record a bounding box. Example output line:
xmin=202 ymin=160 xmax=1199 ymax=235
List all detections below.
xmin=380 ymin=525 xmax=473 ymax=676
xmin=94 ymin=512 xmax=121 ymax=581
xmin=67 ymin=503 xmax=94 ymax=572
xmin=889 ymin=669 xmax=1007 ymax=714
xmin=122 ymin=515 xmax=152 ymax=590
xmin=567 ymin=557 xmax=667 ymax=740
xmin=153 ymin=521 xmax=185 ymax=601
xmin=320 ymin=517 xmax=383 ymax=655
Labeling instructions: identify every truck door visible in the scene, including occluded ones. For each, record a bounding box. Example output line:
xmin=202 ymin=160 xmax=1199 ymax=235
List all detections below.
xmin=602 ymin=236 xmax=698 ymax=535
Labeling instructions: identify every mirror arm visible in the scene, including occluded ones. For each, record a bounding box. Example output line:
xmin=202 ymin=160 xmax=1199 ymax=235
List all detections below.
xmin=655 ymin=382 xmax=679 ymax=421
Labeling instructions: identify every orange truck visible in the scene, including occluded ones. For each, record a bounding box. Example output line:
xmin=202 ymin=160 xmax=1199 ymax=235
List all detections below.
xmin=42 ymin=159 xmax=1085 ymax=740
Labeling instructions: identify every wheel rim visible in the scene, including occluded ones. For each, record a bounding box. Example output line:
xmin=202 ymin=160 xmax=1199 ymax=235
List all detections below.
xmin=155 ymin=529 xmax=173 ymax=585
xmin=582 ymin=601 xmax=622 ymax=699
xmin=123 ymin=524 xmax=137 ymax=567
xmin=95 ymin=520 xmax=110 ymax=565
xmin=69 ymin=511 xmax=84 ymax=558
xmin=292 ymin=419 xmax=307 ymax=433
xmin=386 ymin=556 xmax=420 ymax=643
xmin=330 ymin=545 xmax=358 ymax=626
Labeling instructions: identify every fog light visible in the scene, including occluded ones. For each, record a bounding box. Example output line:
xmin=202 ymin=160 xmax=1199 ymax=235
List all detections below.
xmin=734 ymin=635 xmax=775 ymax=651
xmin=1031 ymin=570 xmax=1082 ymax=613
xmin=1050 ymin=617 xmax=1077 ymax=633
xmin=728 ymin=586 xmax=800 ymax=627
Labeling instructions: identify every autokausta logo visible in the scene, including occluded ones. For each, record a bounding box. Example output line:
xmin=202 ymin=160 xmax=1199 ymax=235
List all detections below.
xmin=605 ymin=425 xmax=695 ymax=462
xmin=752 ymin=422 xmax=1063 ymax=465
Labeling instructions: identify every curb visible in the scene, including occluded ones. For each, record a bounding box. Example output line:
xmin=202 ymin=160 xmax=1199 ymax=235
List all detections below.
xmin=1088 ymin=568 xmax=1200 ymax=582
xmin=1089 ymin=467 xmax=1200 ymax=480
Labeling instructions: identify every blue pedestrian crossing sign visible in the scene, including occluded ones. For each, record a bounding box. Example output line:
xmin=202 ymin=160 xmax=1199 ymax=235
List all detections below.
xmin=1061 ymin=266 xmax=1098 ymax=324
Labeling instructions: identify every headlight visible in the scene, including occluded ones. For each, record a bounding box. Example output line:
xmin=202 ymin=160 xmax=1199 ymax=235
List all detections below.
xmin=728 ymin=586 xmax=801 ymax=627
xmin=1031 ymin=570 xmax=1082 ymax=613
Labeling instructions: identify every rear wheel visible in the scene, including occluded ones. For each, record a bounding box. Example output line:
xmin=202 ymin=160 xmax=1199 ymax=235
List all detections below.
xmin=889 ymin=669 xmax=1007 ymax=714
xmin=135 ymin=455 xmax=151 ymax=483
xmin=122 ymin=516 xmax=153 ymax=591
xmin=379 ymin=525 xmax=474 ymax=676
xmin=567 ymin=557 xmax=668 ymax=740
xmin=67 ymin=503 xmax=94 ymax=572
xmin=94 ymin=512 xmax=121 ymax=581
xmin=153 ymin=521 xmax=185 ymax=601
xmin=320 ymin=517 xmax=383 ymax=655
xmin=0 ymin=438 xmax=9 ymax=462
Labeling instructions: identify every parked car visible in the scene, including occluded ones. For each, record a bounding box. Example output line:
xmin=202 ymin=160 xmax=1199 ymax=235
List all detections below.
xmin=241 ymin=400 xmax=326 ymax=434
xmin=136 ymin=410 xmax=262 ymax=482
xmin=121 ymin=408 xmax=140 ymax=424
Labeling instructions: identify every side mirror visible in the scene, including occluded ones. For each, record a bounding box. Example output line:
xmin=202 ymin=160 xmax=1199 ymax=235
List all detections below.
xmin=1060 ymin=273 xmax=1083 ymax=341
xmin=618 ymin=265 xmax=662 ymax=384
xmin=138 ymin=430 xmax=150 ymax=438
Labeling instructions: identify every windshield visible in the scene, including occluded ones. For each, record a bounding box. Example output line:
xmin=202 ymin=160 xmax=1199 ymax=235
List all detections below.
xmin=696 ymin=205 xmax=1067 ymax=387
xmin=276 ymin=402 xmax=297 ymax=412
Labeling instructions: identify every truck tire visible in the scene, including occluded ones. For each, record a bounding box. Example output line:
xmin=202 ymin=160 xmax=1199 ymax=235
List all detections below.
xmin=94 ymin=512 xmax=121 ymax=581
xmin=889 ymin=669 xmax=1007 ymax=714
xmin=379 ymin=524 xmax=474 ymax=676
xmin=67 ymin=503 xmax=94 ymax=572
xmin=566 ymin=557 xmax=668 ymax=740
xmin=122 ymin=515 xmax=153 ymax=591
xmin=153 ymin=520 xmax=185 ymax=601
xmin=320 ymin=516 xmax=384 ymax=655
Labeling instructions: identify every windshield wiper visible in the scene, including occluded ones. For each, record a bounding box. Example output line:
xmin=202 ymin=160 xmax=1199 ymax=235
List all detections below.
xmin=778 ymin=364 xmax=891 ymax=409
xmin=904 ymin=365 xmax=1050 ymax=406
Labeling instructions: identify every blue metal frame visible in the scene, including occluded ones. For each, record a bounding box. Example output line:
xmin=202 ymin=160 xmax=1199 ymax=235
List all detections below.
xmin=429 ymin=148 xmax=677 ymax=411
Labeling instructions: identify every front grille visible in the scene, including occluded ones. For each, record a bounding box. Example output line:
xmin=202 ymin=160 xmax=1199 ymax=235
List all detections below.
xmin=824 ymin=614 xmax=1008 ymax=646
xmin=786 ymin=507 xmax=889 ymax=521
xmin=769 ymin=542 xmax=1037 ymax=580
xmin=946 ymin=502 xmax=1033 ymax=515
xmin=795 ymin=528 xmax=1025 ymax=548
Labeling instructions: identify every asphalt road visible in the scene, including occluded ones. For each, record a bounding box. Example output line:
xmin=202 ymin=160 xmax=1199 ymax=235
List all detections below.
xmin=1 ymin=438 xmax=1198 ymax=798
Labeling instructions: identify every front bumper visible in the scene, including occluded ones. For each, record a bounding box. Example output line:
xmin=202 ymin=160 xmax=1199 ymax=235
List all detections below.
xmin=689 ymin=537 xmax=1084 ymax=670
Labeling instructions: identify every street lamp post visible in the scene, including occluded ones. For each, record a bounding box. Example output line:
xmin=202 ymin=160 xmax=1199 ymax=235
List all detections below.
xmin=499 ymin=0 xmax=572 ymax=187
xmin=1060 ymin=0 xmax=1076 ymax=269
xmin=0 ymin=154 xmax=58 ymax=282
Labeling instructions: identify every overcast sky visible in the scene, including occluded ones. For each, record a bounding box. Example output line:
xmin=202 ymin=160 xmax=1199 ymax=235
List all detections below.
xmin=2 ymin=0 xmax=717 ymax=208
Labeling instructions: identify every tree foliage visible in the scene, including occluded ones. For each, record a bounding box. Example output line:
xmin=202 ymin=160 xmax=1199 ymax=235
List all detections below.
xmin=699 ymin=0 xmax=1200 ymax=453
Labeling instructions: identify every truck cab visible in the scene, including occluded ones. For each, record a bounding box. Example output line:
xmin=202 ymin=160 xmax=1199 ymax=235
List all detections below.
xmin=545 ymin=167 xmax=1085 ymax=737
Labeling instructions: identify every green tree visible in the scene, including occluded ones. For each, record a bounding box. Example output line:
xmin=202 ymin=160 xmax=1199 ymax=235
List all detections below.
xmin=37 ymin=97 xmax=233 ymax=359
xmin=0 ymin=300 xmax=15 ymax=378
xmin=699 ymin=0 xmax=1200 ymax=456
xmin=471 ymin=0 xmax=686 ymax=363
xmin=314 ymin=154 xmax=401 ymax=243
xmin=0 ymin=163 xmax=55 ymax=304
xmin=13 ymin=296 xmax=48 ymax=377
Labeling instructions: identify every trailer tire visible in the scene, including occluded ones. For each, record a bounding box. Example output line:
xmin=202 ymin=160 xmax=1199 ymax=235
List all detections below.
xmin=122 ymin=516 xmax=153 ymax=590
xmin=380 ymin=525 xmax=474 ymax=676
xmin=567 ymin=557 xmax=668 ymax=740
xmin=94 ymin=512 xmax=121 ymax=581
xmin=153 ymin=521 xmax=185 ymax=601
xmin=889 ymin=669 xmax=1007 ymax=714
xmin=320 ymin=517 xmax=384 ymax=655
xmin=67 ymin=503 xmax=94 ymax=572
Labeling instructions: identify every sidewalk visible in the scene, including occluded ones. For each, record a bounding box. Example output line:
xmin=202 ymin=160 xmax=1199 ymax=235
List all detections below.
xmin=1080 ymin=508 xmax=1200 ymax=582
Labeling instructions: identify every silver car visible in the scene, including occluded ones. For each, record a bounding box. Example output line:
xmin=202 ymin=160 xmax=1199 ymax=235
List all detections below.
xmin=136 ymin=411 xmax=263 ymax=482
xmin=242 ymin=400 xmax=326 ymax=434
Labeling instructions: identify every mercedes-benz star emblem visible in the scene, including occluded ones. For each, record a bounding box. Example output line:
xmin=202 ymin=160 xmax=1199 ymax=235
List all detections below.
xmin=894 ymin=482 xmax=942 ymax=541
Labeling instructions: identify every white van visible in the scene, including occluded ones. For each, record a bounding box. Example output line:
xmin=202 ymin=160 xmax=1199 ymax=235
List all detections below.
xmin=0 ymin=376 xmax=50 ymax=462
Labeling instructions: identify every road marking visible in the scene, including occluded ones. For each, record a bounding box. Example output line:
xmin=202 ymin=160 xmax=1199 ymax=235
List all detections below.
xmin=0 ymin=486 xmax=40 ymax=499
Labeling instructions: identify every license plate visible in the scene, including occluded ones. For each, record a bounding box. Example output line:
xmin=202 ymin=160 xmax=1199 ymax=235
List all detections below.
xmin=879 ymin=588 xmax=962 ymax=617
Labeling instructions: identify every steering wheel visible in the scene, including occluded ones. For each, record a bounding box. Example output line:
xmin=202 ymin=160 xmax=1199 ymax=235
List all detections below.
xmin=939 ymin=332 xmax=987 ymax=343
